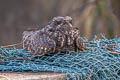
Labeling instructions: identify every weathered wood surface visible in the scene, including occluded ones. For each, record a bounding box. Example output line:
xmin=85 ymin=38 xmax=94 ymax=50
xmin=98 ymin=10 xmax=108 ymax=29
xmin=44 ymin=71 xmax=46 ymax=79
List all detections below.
xmin=0 ymin=72 xmax=66 ymax=80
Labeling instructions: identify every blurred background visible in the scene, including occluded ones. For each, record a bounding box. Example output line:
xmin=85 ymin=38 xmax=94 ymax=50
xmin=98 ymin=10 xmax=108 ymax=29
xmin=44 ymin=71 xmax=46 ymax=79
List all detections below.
xmin=0 ymin=0 xmax=120 ymax=45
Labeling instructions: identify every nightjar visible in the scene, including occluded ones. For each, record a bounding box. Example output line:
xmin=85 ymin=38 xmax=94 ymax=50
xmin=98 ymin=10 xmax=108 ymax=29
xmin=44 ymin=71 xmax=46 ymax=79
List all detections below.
xmin=22 ymin=16 xmax=86 ymax=56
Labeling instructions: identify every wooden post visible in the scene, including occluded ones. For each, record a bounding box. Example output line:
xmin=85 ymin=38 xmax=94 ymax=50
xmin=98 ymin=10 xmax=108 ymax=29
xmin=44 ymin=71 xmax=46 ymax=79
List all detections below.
xmin=0 ymin=72 xmax=66 ymax=80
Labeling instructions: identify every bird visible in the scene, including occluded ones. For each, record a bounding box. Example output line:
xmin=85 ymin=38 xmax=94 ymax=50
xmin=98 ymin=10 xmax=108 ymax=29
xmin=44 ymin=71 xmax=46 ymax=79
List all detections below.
xmin=22 ymin=16 xmax=86 ymax=56
xmin=22 ymin=30 xmax=56 ymax=56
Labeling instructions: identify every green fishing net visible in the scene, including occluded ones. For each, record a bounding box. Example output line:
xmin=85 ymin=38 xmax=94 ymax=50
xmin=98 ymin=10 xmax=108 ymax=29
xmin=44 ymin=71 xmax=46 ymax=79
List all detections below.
xmin=0 ymin=35 xmax=120 ymax=80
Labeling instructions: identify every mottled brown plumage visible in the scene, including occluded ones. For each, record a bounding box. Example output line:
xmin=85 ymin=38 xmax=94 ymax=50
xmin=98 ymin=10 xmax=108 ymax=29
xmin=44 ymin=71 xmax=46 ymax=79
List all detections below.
xmin=22 ymin=16 xmax=86 ymax=56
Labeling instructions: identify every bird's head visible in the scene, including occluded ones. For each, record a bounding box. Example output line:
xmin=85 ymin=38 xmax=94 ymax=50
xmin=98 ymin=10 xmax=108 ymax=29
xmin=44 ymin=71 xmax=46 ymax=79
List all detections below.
xmin=52 ymin=16 xmax=72 ymax=26
xmin=47 ymin=16 xmax=73 ymax=32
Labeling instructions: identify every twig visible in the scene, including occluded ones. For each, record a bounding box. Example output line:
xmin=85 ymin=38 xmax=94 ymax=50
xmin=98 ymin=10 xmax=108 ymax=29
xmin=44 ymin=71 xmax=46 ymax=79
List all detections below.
xmin=87 ymin=68 xmax=94 ymax=80
xmin=3 ymin=42 xmax=23 ymax=48
xmin=0 ymin=56 xmax=32 ymax=62
xmin=108 ymin=51 xmax=120 ymax=54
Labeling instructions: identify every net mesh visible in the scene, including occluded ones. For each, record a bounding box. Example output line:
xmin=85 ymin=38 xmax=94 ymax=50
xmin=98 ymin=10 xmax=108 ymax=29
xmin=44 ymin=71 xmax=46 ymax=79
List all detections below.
xmin=0 ymin=35 xmax=120 ymax=80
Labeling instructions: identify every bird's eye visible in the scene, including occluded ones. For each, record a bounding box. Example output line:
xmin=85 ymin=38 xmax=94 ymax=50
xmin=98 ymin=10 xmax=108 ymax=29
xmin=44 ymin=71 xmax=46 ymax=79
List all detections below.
xmin=49 ymin=29 xmax=54 ymax=32
xmin=56 ymin=21 xmax=62 ymax=25
xmin=69 ymin=20 xmax=72 ymax=24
